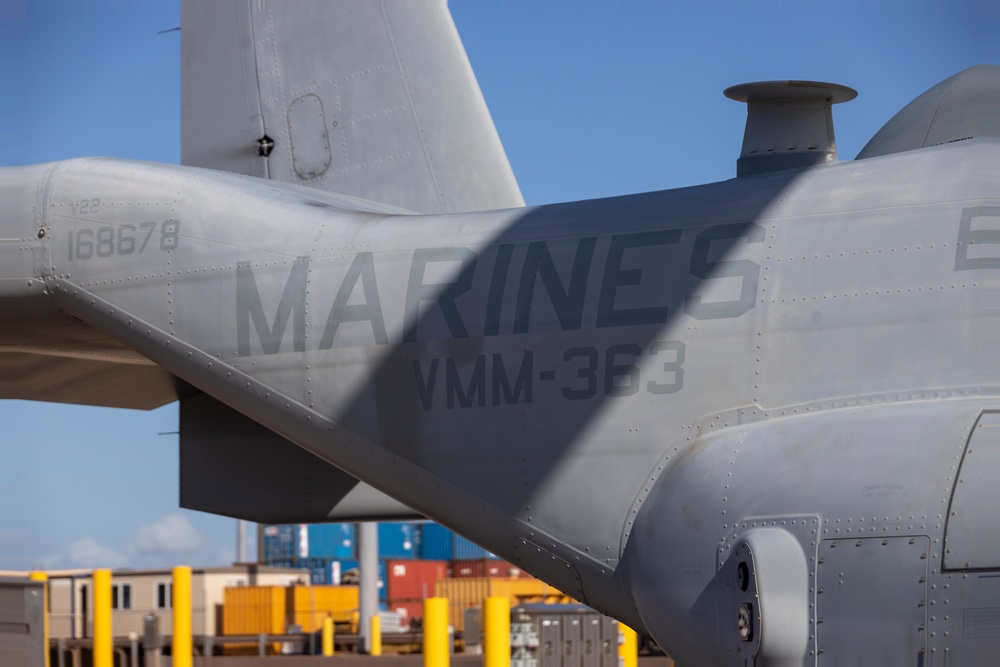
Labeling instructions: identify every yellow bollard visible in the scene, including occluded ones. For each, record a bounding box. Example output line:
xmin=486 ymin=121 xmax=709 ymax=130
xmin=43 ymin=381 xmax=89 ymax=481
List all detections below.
xmin=29 ymin=572 xmax=50 ymax=667
xmin=173 ymin=566 xmax=192 ymax=667
xmin=619 ymin=623 xmax=638 ymax=667
xmin=92 ymin=569 xmax=112 ymax=667
xmin=483 ymin=596 xmax=510 ymax=667
xmin=370 ymin=614 xmax=382 ymax=656
xmin=423 ymin=597 xmax=449 ymax=667
xmin=322 ymin=616 xmax=334 ymax=656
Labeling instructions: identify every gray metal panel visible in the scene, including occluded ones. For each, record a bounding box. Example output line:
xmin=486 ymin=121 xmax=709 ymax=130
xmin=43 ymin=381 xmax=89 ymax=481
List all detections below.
xmin=562 ymin=615 xmax=582 ymax=667
xmin=945 ymin=412 xmax=1000 ymax=569
xmin=580 ymin=615 xmax=602 ymax=667
xmin=538 ymin=616 xmax=563 ymax=667
xmin=181 ymin=0 xmax=523 ymax=213
xmin=0 ymin=579 xmax=45 ymax=667
xmin=463 ymin=607 xmax=482 ymax=646
xmin=935 ymin=572 xmax=1000 ymax=664
xmin=816 ymin=537 xmax=928 ymax=664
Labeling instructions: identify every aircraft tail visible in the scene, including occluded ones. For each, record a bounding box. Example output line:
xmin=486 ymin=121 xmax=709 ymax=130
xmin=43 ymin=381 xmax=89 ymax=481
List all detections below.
xmin=181 ymin=0 xmax=525 ymax=214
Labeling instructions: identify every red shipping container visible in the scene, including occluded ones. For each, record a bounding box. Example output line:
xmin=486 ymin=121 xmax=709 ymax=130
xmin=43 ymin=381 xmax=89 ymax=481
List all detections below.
xmin=452 ymin=559 xmax=530 ymax=579
xmin=485 ymin=559 xmax=530 ymax=578
xmin=386 ymin=559 xmax=450 ymax=599
xmin=386 ymin=599 xmax=425 ymax=622
xmin=451 ymin=558 xmax=485 ymax=578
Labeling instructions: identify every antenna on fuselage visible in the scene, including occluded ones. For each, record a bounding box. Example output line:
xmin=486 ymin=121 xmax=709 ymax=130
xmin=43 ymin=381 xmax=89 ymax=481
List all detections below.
xmin=725 ymin=80 xmax=857 ymax=177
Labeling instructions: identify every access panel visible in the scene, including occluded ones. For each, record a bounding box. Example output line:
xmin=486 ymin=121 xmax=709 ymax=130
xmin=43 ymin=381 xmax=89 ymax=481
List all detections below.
xmin=816 ymin=536 xmax=928 ymax=664
xmin=945 ymin=411 xmax=1000 ymax=569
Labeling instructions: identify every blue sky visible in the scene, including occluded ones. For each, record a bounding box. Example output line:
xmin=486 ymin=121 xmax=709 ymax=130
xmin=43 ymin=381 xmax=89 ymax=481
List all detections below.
xmin=1 ymin=1 xmax=995 ymax=570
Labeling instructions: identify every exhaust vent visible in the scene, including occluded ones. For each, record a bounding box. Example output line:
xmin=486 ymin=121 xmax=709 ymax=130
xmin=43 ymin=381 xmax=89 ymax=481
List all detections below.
xmin=725 ymin=80 xmax=857 ymax=177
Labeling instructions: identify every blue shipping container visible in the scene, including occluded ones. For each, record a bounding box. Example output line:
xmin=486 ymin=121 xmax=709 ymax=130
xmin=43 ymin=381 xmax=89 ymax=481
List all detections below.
xmin=265 ymin=559 xmax=298 ymax=570
xmin=452 ymin=534 xmax=487 ymax=560
xmin=262 ymin=524 xmax=297 ymax=562
xmin=335 ymin=559 xmax=387 ymax=600
xmin=298 ymin=557 xmax=333 ymax=585
xmin=378 ymin=522 xmax=415 ymax=559
xmin=417 ymin=523 xmax=453 ymax=561
xmin=306 ymin=523 xmax=355 ymax=559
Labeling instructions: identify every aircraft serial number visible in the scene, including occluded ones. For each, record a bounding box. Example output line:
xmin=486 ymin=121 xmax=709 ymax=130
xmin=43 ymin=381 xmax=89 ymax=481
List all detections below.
xmin=67 ymin=220 xmax=180 ymax=261
xmin=412 ymin=341 xmax=684 ymax=410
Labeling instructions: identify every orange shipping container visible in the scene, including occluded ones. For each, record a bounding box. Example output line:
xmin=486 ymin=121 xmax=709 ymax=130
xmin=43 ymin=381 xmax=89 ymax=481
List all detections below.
xmin=223 ymin=586 xmax=286 ymax=635
xmin=287 ymin=585 xmax=359 ymax=632
xmin=434 ymin=577 xmax=574 ymax=632
xmin=222 ymin=586 xmax=287 ymax=655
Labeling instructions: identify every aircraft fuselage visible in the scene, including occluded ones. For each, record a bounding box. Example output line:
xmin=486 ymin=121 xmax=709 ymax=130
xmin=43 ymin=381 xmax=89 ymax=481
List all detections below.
xmin=5 ymin=137 xmax=1000 ymax=662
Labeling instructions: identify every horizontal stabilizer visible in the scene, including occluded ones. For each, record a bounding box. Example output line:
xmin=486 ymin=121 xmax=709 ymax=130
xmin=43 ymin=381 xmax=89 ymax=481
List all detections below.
xmin=179 ymin=392 xmax=423 ymax=523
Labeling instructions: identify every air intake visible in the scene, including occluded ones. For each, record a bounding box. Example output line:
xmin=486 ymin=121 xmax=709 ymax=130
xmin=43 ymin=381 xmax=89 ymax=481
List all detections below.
xmin=725 ymin=80 xmax=857 ymax=177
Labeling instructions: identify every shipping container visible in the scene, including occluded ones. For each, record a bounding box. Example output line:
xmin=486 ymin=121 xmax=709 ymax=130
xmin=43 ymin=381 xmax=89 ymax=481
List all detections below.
xmin=416 ymin=523 xmax=453 ymax=560
xmin=486 ymin=560 xmax=528 ymax=577
xmin=386 ymin=559 xmax=449 ymax=600
xmin=385 ymin=599 xmax=425 ymax=625
xmin=222 ymin=585 xmax=287 ymax=654
xmin=223 ymin=586 xmax=287 ymax=635
xmin=435 ymin=578 xmax=575 ymax=632
xmin=452 ymin=559 xmax=528 ymax=579
xmin=335 ymin=560 xmax=387 ymax=599
xmin=452 ymin=559 xmax=487 ymax=578
xmin=287 ymin=585 xmax=359 ymax=632
xmin=306 ymin=523 xmax=355 ymax=559
xmin=222 ymin=584 xmax=360 ymax=652
xmin=262 ymin=524 xmax=297 ymax=562
xmin=378 ymin=522 xmax=415 ymax=559
xmin=452 ymin=534 xmax=487 ymax=560
xmin=298 ymin=557 xmax=335 ymax=585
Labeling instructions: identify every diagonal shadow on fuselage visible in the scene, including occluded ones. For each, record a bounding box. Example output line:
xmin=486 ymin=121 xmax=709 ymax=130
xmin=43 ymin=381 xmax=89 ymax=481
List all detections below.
xmin=330 ymin=167 xmax=799 ymax=578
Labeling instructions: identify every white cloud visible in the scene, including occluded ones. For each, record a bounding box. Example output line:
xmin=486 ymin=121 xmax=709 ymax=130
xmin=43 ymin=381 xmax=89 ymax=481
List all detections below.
xmin=129 ymin=515 xmax=205 ymax=557
xmin=35 ymin=536 xmax=129 ymax=570
xmin=32 ymin=514 xmax=232 ymax=571
xmin=69 ymin=537 xmax=129 ymax=568
xmin=126 ymin=514 xmax=231 ymax=569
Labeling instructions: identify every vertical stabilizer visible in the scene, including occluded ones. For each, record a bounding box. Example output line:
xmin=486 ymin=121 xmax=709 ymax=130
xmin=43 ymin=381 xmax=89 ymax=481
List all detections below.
xmin=181 ymin=0 xmax=524 ymax=213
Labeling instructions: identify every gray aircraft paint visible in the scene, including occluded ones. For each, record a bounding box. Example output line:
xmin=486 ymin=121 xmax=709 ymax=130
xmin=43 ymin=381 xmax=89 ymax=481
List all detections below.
xmin=4 ymin=1 xmax=1000 ymax=663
